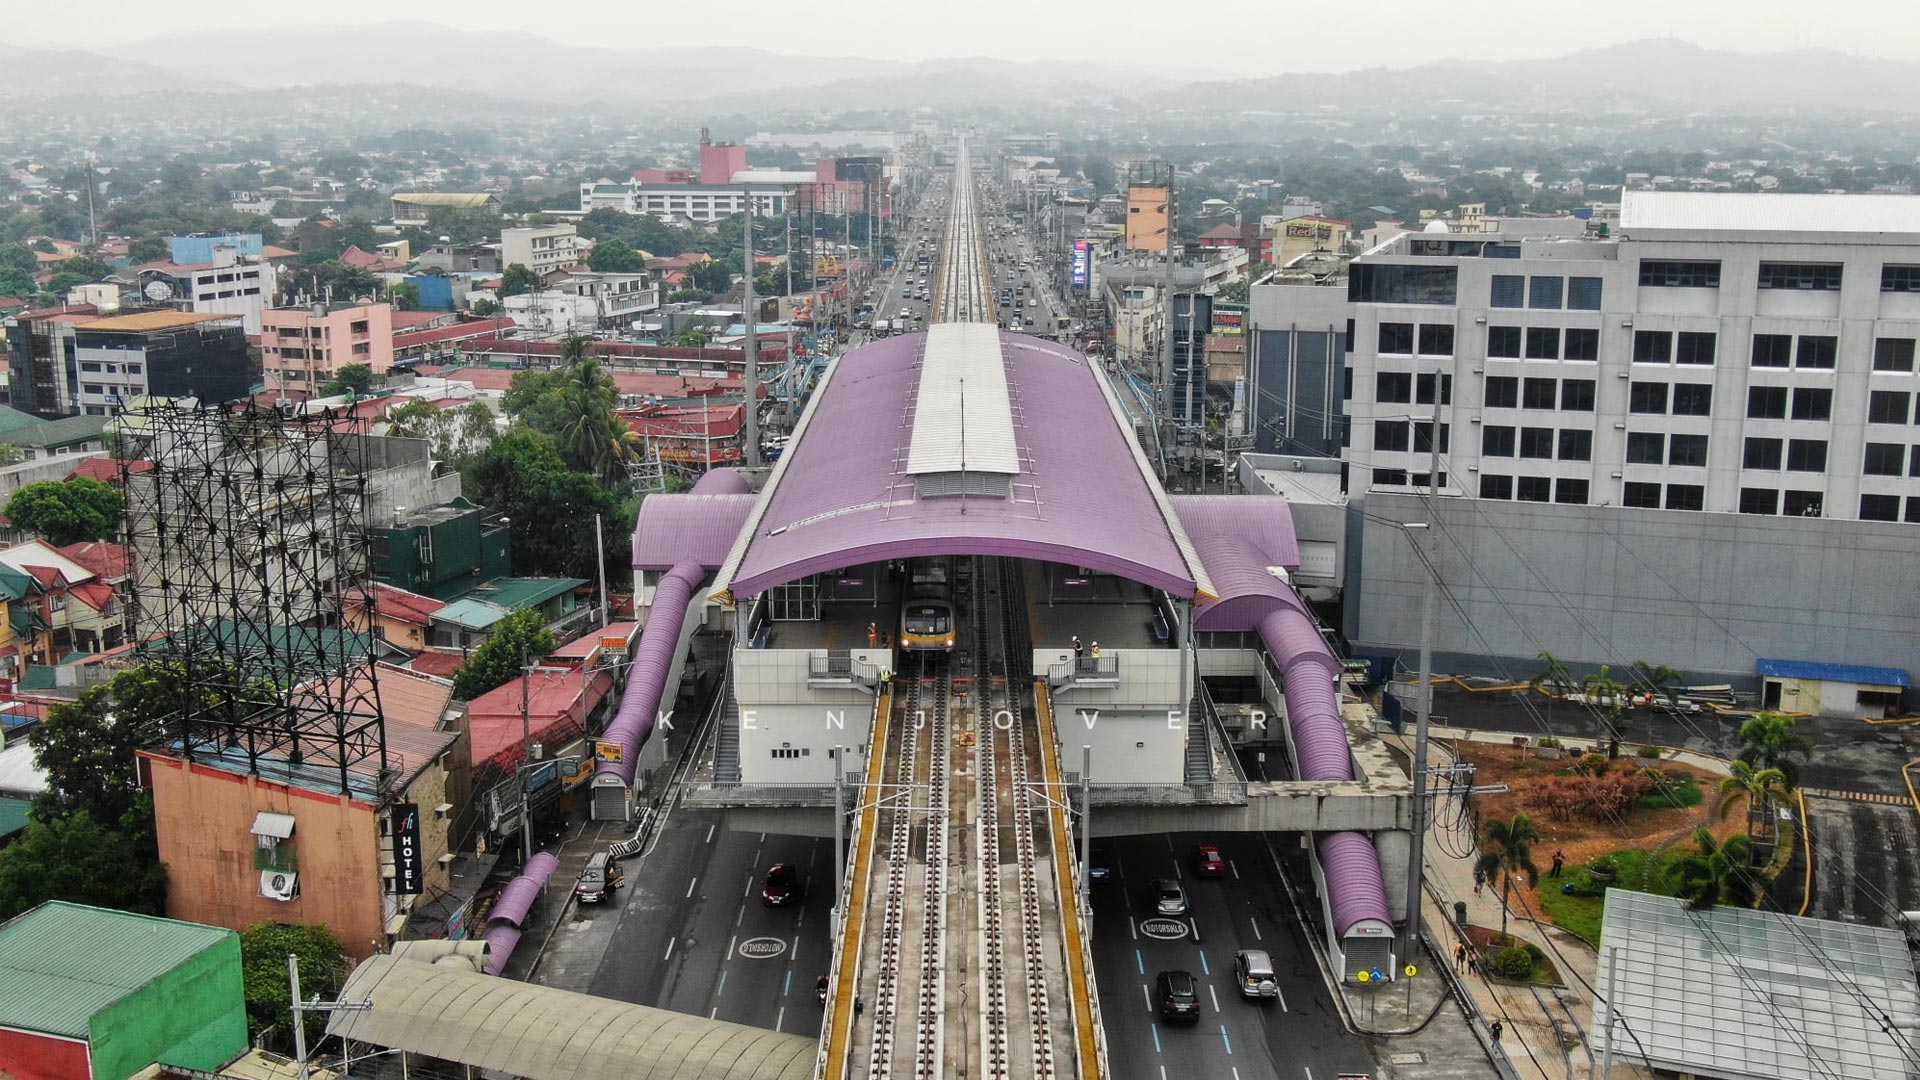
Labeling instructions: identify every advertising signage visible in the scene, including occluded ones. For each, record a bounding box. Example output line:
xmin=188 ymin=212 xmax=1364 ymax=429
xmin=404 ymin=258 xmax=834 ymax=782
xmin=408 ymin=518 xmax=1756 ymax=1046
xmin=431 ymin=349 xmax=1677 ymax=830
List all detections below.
xmin=1071 ymin=239 xmax=1089 ymax=288
xmin=390 ymin=802 xmax=424 ymax=895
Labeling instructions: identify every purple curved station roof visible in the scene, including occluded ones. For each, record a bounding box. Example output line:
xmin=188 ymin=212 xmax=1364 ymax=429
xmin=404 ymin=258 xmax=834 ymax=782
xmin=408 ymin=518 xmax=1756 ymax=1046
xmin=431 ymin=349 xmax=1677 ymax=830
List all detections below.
xmin=711 ymin=331 xmax=1211 ymax=602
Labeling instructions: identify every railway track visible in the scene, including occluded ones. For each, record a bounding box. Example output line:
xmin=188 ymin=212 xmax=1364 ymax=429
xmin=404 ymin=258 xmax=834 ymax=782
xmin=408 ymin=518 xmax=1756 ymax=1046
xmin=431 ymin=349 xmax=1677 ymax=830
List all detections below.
xmin=935 ymin=139 xmax=992 ymax=324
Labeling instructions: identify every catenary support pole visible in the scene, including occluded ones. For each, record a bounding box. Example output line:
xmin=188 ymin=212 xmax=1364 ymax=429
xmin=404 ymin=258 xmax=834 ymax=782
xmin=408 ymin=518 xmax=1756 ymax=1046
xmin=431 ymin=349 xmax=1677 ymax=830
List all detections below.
xmin=742 ymin=184 xmax=759 ymax=468
xmin=290 ymin=954 xmax=308 ymax=1080
xmin=1600 ymin=943 xmax=1621 ymax=1079
xmin=1399 ymin=422 xmax=1443 ymax=966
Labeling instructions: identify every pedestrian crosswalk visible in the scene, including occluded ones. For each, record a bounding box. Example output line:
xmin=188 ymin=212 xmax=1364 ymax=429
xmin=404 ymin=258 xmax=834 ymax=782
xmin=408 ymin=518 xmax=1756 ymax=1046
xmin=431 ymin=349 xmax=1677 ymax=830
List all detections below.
xmin=1802 ymin=787 xmax=1913 ymax=807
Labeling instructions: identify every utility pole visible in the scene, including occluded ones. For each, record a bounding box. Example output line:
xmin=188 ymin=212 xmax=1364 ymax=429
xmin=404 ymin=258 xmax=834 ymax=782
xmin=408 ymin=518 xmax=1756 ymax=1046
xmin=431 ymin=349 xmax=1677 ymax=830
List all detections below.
xmin=520 ymin=649 xmax=535 ymax=867
xmin=594 ymin=513 xmax=609 ymax=626
xmin=288 ymin=953 xmax=369 ymax=1080
xmin=1079 ymin=745 xmax=1091 ymax=879
xmin=1599 ymin=944 xmax=1621 ymax=1079
xmin=742 ymin=184 xmax=760 ymax=468
xmin=1399 ymin=421 xmax=1443 ymax=966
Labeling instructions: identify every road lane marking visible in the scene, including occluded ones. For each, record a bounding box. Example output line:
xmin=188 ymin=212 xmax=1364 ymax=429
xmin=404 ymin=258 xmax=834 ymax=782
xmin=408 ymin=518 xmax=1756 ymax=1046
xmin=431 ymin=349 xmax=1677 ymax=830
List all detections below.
xmin=783 ymin=970 xmax=792 ymax=997
xmin=686 ymin=877 xmax=699 ymax=899
xmin=791 ymin=935 xmax=799 ymax=958
xmin=776 ymin=1005 xmax=785 ymax=1031
xmin=709 ymin=1007 xmax=717 ymax=1019
xmin=1229 ymin=860 xmax=1241 ymax=881
xmin=1136 ymin=948 xmax=1145 ymax=974
xmin=736 ymin=906 xmax=744 ymax=927
xmin=705 ymin=822 xmax=716 ymax=843
xmin=728 ymin=935 xmax=737 ymax=956
xmin=1220 ymin=1025 xmax=1232 ymax=1055
xmin=743 ymin=874 xmax=754 ymax=897
xmin=1198 ymin=950 xmax=1210 ymax=975
xmin=1209 ymin=984 xmax=1220 ymax=1012
xmin=1190 ymin=916 xmax=1200 ymax=942
xmin=1130 ymin=916 xmax=1138 ymax=941
xmin=1304 ymin=1067 xmax=1312 ymax=1080
xmin=1233 ymin=1070 xmax=1242 ymax=1080
xmin=1249 ymin=917 xmax=1262 ymax=941
xmin=1277 ymin=982 xmax=1289 ymax=1012
xmin=716 ymin=969 xmax=728 ymax=995
xmin=1151 ymin=1023 xmax=1162 ymax=1053
xmin=797 ymin=904 xmax=806 ymax=928
xmin=1142 ymin=983 xmax=1151 ymax=1011
xmin=663 ymin=936 xmax=676 ymax=961
xmin=1172 ymin=861 xmax=1182 ymax=880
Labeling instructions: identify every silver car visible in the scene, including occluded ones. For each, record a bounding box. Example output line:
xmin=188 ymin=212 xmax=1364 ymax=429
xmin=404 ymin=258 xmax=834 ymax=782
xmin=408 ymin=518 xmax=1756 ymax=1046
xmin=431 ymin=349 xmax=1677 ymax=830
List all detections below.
xmin=1151 ymin=878 xmax=1188 ymax=916
xmin=1235 ymin=949 xmax=1279 ymax=999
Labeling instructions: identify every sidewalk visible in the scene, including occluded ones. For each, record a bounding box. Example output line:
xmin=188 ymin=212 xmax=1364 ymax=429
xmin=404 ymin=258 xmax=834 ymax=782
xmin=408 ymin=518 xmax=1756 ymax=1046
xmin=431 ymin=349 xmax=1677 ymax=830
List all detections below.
xmin=1388 ymin=727 xmax=1727 ymax=1080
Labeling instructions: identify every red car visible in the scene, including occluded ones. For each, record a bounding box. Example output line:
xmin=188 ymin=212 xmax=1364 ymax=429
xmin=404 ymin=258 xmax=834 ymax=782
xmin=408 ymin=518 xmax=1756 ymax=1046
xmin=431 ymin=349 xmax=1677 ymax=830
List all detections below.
xmin=761 ymin=864 xmax=803 ymax=907
xmin=1192 ymin=844 xmax=1226 ymax=878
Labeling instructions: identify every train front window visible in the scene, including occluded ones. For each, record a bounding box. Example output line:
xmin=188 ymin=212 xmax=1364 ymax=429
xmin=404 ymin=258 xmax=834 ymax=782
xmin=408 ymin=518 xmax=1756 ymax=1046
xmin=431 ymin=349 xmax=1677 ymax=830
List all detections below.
xmin=905 ymin=606 xmax=950 ymax=634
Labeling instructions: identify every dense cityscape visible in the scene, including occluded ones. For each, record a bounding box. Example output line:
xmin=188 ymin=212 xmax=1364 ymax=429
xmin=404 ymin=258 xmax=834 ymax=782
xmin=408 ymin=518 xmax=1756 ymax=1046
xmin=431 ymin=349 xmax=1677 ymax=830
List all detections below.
xmin=0 ymin=8 xmax=1918 ymax=1080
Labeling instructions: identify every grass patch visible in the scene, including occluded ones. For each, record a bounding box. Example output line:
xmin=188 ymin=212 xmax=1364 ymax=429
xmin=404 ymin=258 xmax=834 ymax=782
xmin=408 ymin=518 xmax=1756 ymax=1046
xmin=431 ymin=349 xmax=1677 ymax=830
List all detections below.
xmin=1637 ymin=774 xmax=1704 ymax=811
xmin=1533 ymin=846 xmax=1696 ymax=944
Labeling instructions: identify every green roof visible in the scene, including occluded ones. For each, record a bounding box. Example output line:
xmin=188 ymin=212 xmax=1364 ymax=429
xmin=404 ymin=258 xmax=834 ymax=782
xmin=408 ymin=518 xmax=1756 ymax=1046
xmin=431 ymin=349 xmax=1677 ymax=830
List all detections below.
xmin=468 ymin=576 xmax=586 ymax=611
xmin=18 ymin=666 xmax=55 ymax=692
xmin=431 ymin=597 xmax=510 ymax=631
xmin=0 ymin=413 xmax=108 ymax=450
xmin=0 ymin=901 xmax=236 ymax=1037
xmin=0 ymin=797 xmax=28 ymax=840
xmin=0 ymin=405 xmax=45 ymax=437
xmin=0 ymin=565 xmax=36 ymax=603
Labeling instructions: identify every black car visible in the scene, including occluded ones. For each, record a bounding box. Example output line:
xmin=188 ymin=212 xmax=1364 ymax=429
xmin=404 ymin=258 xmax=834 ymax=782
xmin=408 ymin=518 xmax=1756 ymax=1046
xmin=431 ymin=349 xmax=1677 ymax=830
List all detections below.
xmin=1156 ymin=970 xmax=1200 ymax=1023
xmin=761 ymin=863 xmax=803 ymax=907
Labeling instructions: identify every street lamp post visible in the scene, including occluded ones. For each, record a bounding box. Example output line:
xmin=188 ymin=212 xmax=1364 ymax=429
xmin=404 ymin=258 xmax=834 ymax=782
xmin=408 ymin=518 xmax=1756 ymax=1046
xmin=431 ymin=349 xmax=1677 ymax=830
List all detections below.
xmin=1398 ymin=409 xmax=1444 ymax=966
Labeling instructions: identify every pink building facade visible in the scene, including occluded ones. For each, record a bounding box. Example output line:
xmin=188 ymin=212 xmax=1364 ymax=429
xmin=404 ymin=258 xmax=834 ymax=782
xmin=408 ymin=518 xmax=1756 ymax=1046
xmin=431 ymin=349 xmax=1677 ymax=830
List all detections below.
xmin=259 ymin=303 xmax=395 ymax=394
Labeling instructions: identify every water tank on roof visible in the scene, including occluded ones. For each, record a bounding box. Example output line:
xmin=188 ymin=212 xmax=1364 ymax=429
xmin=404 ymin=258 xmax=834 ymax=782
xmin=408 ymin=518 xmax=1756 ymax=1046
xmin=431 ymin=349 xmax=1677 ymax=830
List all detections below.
xmin=1422 ymin=220 xmax=1449 ymax=234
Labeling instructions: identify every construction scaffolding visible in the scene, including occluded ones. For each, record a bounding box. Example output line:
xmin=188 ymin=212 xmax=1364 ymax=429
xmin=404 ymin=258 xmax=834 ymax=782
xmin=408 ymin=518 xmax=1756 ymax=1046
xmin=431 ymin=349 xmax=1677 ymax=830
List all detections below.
xmin=121 ymin=401 xmax=386 ymax=796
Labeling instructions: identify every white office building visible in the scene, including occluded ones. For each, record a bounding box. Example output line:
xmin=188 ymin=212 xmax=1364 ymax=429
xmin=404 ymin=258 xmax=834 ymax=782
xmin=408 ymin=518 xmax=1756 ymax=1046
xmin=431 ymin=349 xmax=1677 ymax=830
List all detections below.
xmin=578 ymin=182 xmax=794 ymax=222
xmin=1342 ymin=191 xmax=1920 ymax=684
xmin=500 ymin=224 xmax=585 ymax=279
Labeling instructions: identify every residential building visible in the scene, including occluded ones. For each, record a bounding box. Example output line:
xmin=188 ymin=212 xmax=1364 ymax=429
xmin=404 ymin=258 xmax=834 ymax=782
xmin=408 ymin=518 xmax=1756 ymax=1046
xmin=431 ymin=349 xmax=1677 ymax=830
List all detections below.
xmin=139 ymin=662 xmax=468 ymax=959
xmin=369 ymin=499 xmax=511 ymax=602
xmin=389 ymin=192 xmax=499 ymax=226
xmin=4 ymin=305 xmax=98 ymax=418
xmin=579 ymin=181 xmax=795 ymax=222
xmin=500 ymin=225 xmax=585 ymax=280
xmin=167 ymin=233 xmax=264 ymax=264
xmin=70 ymin=312 xmax=250 ymax=414
xmin=426 ymin=577 xmax=591 ymax=655
xmin=617 ymin=402 xmax=745 ymax=465
xmin=0 ymin=902 xmax=248 ymax=1080
xmin=415 ymin=242 xmax=501 ymax=275
xmin=1343 ymin=191 xmax=1920 ymax=683
xmin=133 ymin=241 xmax=276 ymax=334
xmin=259 ymin=302 xmax=396 ymax=395
xmin=698 ymin=128 xmax=747 ymax=184
xmin=0 ymin=412 xmax=108 ymax=460
xmin=345 ymin=583 xmax=446 ymax=653
xmin=0 ymin=539 xmax=128 ymax=662
xmin=1270 ymin=215 xmax=1352 ymax=268
xmin=499 ymin=271 xmax=657 ymax=333
xmin=1125 ymin=183 xmax=1170 ymax=253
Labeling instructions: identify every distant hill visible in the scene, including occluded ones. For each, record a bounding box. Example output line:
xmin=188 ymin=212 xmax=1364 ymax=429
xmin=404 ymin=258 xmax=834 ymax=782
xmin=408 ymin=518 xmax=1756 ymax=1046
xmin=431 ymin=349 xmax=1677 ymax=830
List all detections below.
xmin=1175 ymin=38 xmax=1920 ymax=114
xmin=0 ymin=43 xmax=227 ymax=97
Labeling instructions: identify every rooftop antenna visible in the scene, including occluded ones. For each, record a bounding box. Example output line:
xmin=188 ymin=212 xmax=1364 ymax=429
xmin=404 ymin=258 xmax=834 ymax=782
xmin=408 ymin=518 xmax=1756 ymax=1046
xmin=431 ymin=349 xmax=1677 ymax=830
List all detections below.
xmin=84 ymin=153 xmax=98 ymax=247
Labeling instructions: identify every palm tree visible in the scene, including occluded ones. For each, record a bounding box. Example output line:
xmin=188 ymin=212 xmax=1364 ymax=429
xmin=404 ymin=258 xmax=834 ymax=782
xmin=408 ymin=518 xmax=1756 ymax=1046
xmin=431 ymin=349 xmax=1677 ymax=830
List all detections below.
xmin=1581 ymin=664 xmax=1630 ymax=752
xmin=1737 ymin=712 xmax=1815 ymax=789
xmin=1632 ymin=660 xmax=1682 ymax=706
xmin=1718 ymin=760 xmax=1791 ymax=841
xmin=552 ymin=358 xmax=624 ymax=480
xmin=1474 ymin=813 xmax=1542 ymax=937
xmin=1666 ymin=826 xmax=1762 ymax=910
xmin=1530 ymin=650 xmax=1575 ymax=697
xmin=559 ymin=333 xmax=593 ymax=368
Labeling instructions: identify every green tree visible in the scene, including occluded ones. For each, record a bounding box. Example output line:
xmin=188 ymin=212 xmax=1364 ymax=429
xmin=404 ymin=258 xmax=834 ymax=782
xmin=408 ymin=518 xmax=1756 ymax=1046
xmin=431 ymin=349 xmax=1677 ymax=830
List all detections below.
xmin=498 ymin=263 xmax=539 ymax=298
xmin=239 ymin=922 xmax=348 ymax=1041
xmin=1529 ymin=650 xmax=1576 ymax=697
xmin=129 ymin=236 xmax=171 ymax=263
xmin=1665 ymin=826 xmax=1762 ymax=910
xmin=1581 ymin=664 xmax=1630 ymax=750
xmin=0 ymin=243 xmax=36 ymax=273
xmin=1474 ymin=812 xmax=1542 ymax=936
xmin=43 ymin=271 xmax=88 ymax=296
xmin=320 ymin=362 xmax=376 ymax=399
xmin=4 ymin=477 xmax=124 ymax=545
xmin=471 ymin=297 xmax=500 ymax=316
xmin=451 ymin=608 xmax=557 ymax=700
xmin=462 ymin=429 xmax=632 ymax=582
xmin=1215 ymin=279 xmax=1249 ymax=303
xmin=61 ymin=255 xmax=111 ymax=281
xmin=0 ymin=265 xmax=34 ymax=299
xmin=1718 ymin=760 xmax=1791 ymax=840
xmin=1736 ymin=712 xmax=1815 ymax=788
xmin=588 ymin=238 xmax=645 ymax=274
xmin=389 ymin=281 xmax=421 ymax=311
xmin=677 ymin=328 xmax=713 ymax=348
xmin=0 ymin=805 xmax=169 ymax=920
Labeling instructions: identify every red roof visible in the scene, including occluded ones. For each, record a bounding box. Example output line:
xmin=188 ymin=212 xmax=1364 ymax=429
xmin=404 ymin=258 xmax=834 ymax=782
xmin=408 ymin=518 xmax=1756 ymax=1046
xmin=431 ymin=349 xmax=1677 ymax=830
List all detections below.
xmin=66 ymin=458 xmax=152 ymax=485
xmin=55 ymin=541 xmax=130 ymax=580
xmin=388 ymin=310 xmax=447 ymax=331
xmin=618 ymin=403 xmax=744 ymax=439
xmin=407 ymin=651 xmax=465 ymax=678
xmin=67 ymin=581 xmax=115 ymax=611
xmin=392 ymin=317 xmax=518 ymax=352
xmin=340 ymin=245 xmax=406 ymax=272
xmin=434 ymin=364 xmax=739 ymax=399
xmin=356 ymin=583 xmax=445 ymax=627
xmin=465 ymin=666 xmax=614 ymax=771
xmin=13 ymin=303 xmax=98 ymax=322
xmin=23 ymin=565 xmax=67 ymax=589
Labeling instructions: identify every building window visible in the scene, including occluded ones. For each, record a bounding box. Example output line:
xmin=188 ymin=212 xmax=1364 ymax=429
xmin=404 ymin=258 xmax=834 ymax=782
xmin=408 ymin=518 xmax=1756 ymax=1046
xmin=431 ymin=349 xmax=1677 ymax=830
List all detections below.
xmin=1868 ymin=390 xmax=1910 ymax=425
xmin=1758 ymin=262 xmax=1843 ymax=291
xmin=1555 ymin=478 xmax=1589 ymax=504
xmin=1740 ymin=488 xmax=1780 ymax=515
xmin=1786 ymin=439 xmax=1828 ymax=472
xmin=1485 ymin=376 xmax=1519 ymax=408
xmin=1376 ymin=372 xmax=1412 ymax=403
xmin=1378 ymin=323 xmax=1414 ymax=354
xmin=1633 ymin=330 xmax=1672 ymax=364
xmin=1517 ymin=476 xmax=1551 ymax=502
xmin=1557 ymin=429 xmax=1592 ymax=461
xmin=1480 ymin=475 xmax=1513 ymax=499
xmin=1744 ymin=437 xmax=1784 ymax=470
xmin=1675 ymin=332 xmax=1717 ymax=366
xmin=1864 ymin=443 xmax=1906 ymax=476
xmin=1523 ymin=377 xmax=1558 ymax=410
xmin=1418 ymin=324 xmax=1455 ymax=356
xmin=1623 ymin=482 xmax=1662 ymax=508
xmin=1373 ymin=421 xmax=1410 ymax=452
xmin=1519 ymin=427 xmax=1555 ymax=459
xmin=1912 ymin=446 xmax=1920 ymax=478
xmin=81 ymin=362 xmax=101 ymax=372
xmin=1669 ymin=434 xmax=1709 ymax=467
xmin=1795 ymin=335 xmax=1838 ymax=370
xmin=1529 ymin=276 xmax=1564 ymax=310
xmin=1748 ymin=386 xmax=1788 ymax=420
xmin=1349 ymin=264 xmax=1458 ymax=305
xmin=1665 ymin=484 xmax=1705 ymax=511
xmin=1562 ymin=327 xmax=1599 ymax=361
xmin=1884 ymin=265 xmax=1920 ymax=293
xmin=1751 ymin=334 xmax=1793 ymax=368
xmin=1373 ymin=468 xmax=1408 ymax=486
xmin=1487 ymin=326 xmax=1522 ymax=358
xmin=1482 ymin=426 xmax=1516 ymax=457
xmin=1861 ymin=494 xmax=1901 ymax=521
xmin=1639 ymin=260 xmax=1721 ymax=288
xmin=1875 ymin=338 xmax=1917 ymax=372
xmin=1627 ymin=432 xmax=1665 ymax=465
xmin=1630 ymin=382 xmax=1669 ymax=414
xmin=1567 ymin=277 xmax=1603 ymax=311
xmin=1415 ymin=372 xmax=1452 ymax=405
xmin=1791 ymin=387 xmax=1833 ymax=421
xmin=1525 ymin=327 xmax=1560 ymax=360
xmin=1560 ymin=379 xmax=1595 ymax=411
xmin=1909 ymin=497 xmax=1920 ymax=523
xmin=1490 ymin=275 xmax=1524 ymax=308
xmin=1412 ymin=422 xmax=1450 ymax=454
xmin=1782 ymin=490 xmax=1824 ymax=517
xmin=1670 ymin=384 xmax=1711 ymax=416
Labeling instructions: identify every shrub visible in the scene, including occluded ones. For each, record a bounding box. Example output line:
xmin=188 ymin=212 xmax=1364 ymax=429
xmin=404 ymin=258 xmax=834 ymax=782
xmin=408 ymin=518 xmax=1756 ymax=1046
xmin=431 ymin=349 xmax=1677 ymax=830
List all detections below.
xmin=1486 ymin=945 xmax=1537 ymax=980
xmin=1571 ymin=753 xmax=1612 ymax=776
xmin=1523 ymin=942 xmax=1546 ymax=963
xmin=1538 ymin=735 xmax=1562 ymax=748
xmin=1637 ymin=744 xmax=1662 ymax=759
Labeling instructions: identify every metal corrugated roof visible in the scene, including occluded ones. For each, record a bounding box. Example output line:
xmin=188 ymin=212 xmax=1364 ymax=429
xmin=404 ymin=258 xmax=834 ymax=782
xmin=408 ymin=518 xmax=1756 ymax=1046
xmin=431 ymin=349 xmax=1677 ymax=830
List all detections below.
xmin=1620 ymin=190 xmax=1920 ymax=235
xmin=906 ymin=322 xmax=1021 ymax=476
xmin=328 ymin=955 xmax=816 ymax=1080
xmin=0 ymin=901 xmax=235 ymax=1037
xmin=432 ymin=598 xmax=510 ymax=631
xmin=1756 ymin=658 xmax=1910 ymax=688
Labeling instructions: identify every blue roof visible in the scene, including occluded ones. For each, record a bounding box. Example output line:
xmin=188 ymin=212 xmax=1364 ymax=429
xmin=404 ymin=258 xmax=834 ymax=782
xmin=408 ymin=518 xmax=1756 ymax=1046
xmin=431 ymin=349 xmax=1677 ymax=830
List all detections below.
xmin=1757 ymin=658 xmax=1911 ymax=688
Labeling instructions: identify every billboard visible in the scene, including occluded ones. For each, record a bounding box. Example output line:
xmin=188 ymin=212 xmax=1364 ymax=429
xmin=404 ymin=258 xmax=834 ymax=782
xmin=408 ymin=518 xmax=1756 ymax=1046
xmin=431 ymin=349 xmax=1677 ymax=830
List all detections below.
xmin=390 ymin=802 xmax=425 ymax=895
xmin=1071 ymin=239 xmax=1089 ymax=288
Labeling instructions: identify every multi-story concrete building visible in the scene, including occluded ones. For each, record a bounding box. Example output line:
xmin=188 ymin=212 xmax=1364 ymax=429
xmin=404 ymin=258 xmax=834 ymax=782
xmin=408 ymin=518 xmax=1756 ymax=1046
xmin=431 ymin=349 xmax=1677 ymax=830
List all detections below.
xmin=500 ymin=224 xmax=584 ymax=280
xmin=579 ymin=181 xmax=795 ymax=222
xmin=70 ymin=311 xmax=251 ymax=413
xmin=133 ymin=241 xmax=276 ymax=334
xmin=259 ymin=302 xmax=395 ymax=395
xmin=499 ymin=271 xmax=657 ymax=333
xmin=1342 ymin=191 xmax=1920 ymax=685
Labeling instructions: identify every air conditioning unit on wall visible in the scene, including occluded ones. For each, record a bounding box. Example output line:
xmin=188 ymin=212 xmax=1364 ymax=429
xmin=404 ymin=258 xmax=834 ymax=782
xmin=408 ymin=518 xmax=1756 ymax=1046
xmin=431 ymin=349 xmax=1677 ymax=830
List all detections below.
xmin=260 ymin=870 xmax=299 ymax=901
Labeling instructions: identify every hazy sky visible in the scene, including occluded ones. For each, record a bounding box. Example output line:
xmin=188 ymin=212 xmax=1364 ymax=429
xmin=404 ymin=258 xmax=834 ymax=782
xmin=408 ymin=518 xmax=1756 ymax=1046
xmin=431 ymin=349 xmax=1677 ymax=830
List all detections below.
xmin=13 ymin=0 xmax=1920 ymax=76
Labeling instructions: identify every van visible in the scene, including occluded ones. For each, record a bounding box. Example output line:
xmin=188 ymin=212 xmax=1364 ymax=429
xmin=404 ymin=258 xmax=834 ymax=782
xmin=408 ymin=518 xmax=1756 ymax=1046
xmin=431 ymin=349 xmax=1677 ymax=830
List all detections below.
xmin=575 ymin=851 xmax=622 ymax=904
xmin=1234 ymin=949 xmax=1278 ymax=999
